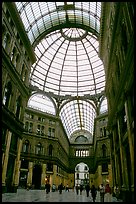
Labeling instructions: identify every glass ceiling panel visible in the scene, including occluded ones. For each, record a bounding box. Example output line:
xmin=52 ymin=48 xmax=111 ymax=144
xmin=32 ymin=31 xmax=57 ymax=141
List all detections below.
xmin=15 ymin=2 xmax=101 ymax=44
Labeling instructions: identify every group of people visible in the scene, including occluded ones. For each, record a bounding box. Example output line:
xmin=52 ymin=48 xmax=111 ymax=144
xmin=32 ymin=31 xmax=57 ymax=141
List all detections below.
xmin=75 ymin=183 xmax=97 ymax=202
xmin=99 ymin=183 xmax=111 ymax=202
xmin=45 ymin=182 xmax=68 ymax=194
xmin=45 ymin=182 xmax=120 ymax=202
xmin=99 ymin=183 xmax=120 ymax=202
xmin=75 ymin=183 xmax=120 ymax=202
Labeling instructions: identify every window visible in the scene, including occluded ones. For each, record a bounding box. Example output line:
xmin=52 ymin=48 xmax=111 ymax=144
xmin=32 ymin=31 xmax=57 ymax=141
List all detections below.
xmin=3 ymin=81 xmax=12 ymax=107
xmin=38 ymin=117 xmax=41 ymax=121
xmin=29 ymin=123 xmax=33 ymax=133
xmin=46 ymin=163 xmax=53 ymax=171
xmin=76 ymin=173 xmax=79 ymax=179
xmin=21 ymin=159 xmax=29 ymax=169
xmin=75 ymin=149 xmax=89 ymax=157
xmin=35 ymin=142 xmax=42 ymax=155
xmin=102 ymin=144 xmax=107 ymax=157
xmin=102 ymin=163 xmax=108 ymax=173
xmin=22 ymin=140 xmax=30 ymax=153
xmin=48 ymin=127 xmax=51 ymax=137
xmin=37 ymin=125 xmax=40 ymax=135
xmin=41 ymin=118 xmax=45 ymax=122
xmin=48 ymin=144 xmax=53 ymax=156
xmin=48 ymin=128 xmax=55 ymax=137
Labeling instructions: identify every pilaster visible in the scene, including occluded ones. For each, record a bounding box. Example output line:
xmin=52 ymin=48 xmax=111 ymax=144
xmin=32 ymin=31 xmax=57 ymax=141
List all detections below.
xmin=2 ymin=130 xmax=12 ymax=193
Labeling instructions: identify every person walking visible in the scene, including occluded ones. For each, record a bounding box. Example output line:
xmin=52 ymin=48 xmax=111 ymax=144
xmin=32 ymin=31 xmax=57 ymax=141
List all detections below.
xmin=58 ymin=183 xmax=63 ymax=194
xmin=76 ymin=184 xmax=79 ymax=195
xmin=99 ymin=183 xmax=105 ymax=202
xmin=45 ymin=182 xmax=50 ymax=194
xmin=85 ymin=183 xmax=90 ymax=197
xmin=66 ymin=184 xmax=69 ymax=192
xmin=80 ymin=184 xmax=83 ymax=195
xmin=90 ymin=184 xmax=97 ymax=202
xmin=105 ymin=183 xmax=111 ymax=202
xmin=114 ymin=184 xmax=120 ymax=200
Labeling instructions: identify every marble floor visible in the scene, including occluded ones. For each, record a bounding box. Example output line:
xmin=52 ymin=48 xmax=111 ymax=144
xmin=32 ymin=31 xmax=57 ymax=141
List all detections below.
xmin=2 ymin=189 xmax=123 ymax=202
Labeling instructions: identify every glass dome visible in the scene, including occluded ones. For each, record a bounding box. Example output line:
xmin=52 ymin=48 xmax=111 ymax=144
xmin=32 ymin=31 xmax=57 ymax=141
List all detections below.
xmin=30 ymin=28 xmax=105 ymax=97
xmin=15 ymin=2 xmax=107 ymax=140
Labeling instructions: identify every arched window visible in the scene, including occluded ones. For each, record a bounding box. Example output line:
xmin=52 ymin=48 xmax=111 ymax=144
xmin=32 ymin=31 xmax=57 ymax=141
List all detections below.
xmin=102 ymin=144 xmax=107 ymax=157
xmin=3 ymin=81 xmax=12 ymax=107
xmin=29 ymin=123 xmax=33 ymax=133
xmin=25 ymin=122 xmax=29 ymax=131
xmin=22 ymin=140 xmax=30 ymax=153
xmin=36 ymin=142 xmax=42 ymax=155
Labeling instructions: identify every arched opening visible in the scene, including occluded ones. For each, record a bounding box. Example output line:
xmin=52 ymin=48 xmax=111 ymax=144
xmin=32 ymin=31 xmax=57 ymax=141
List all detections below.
xmin=22 ymin=140 xmax=30 ymax=153
xmin=75 ymin=162 xmax=89 ymax=188
xmin=32 ymin=164 xmax=42 ymax=189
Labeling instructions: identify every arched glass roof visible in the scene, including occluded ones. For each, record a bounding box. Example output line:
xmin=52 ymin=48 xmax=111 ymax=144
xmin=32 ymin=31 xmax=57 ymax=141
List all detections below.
xmin=60 ymin=99 xmax=96 ymax=138
xmin=15 ymin=2 xmax=101 ymax=45
xmin=15 ymin=2 xmax=107 ymax=140
xmin=28 ymin=93 xmax=56 ymax=115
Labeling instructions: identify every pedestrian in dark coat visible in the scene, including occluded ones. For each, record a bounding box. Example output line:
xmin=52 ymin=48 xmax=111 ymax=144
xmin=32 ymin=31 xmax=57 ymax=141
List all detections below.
xmin=76 ymin=184 xmax=79 ymax=195
xmin=45 ymin=182 xmax=50 ymax=194
xmin=58 ymin=183 xmax=63 ymax=194
xmin=80 ymin=184 xmax=83 ymax=195
xmin=91 ymin=185 xmax=97 ymax=202
xmin=85 ymin=183 xmax=90 ymax=197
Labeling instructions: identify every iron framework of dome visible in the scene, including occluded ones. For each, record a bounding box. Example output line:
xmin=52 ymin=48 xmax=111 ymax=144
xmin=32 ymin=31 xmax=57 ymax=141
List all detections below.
xmin=15 ymin=2 xmax=107 ymax=140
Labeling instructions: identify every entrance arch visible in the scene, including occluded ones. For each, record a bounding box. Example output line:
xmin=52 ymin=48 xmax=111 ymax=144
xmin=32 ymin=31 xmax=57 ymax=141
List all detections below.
xmin=32 ymin=164 xmax=42 ymax=189
xmin=75 ymin=162 xmax=89 ymax=186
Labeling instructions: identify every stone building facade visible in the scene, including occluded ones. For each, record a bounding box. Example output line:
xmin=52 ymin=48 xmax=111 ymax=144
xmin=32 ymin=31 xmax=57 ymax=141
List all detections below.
xmin=99 ymin=2 xmax=134 ymax=202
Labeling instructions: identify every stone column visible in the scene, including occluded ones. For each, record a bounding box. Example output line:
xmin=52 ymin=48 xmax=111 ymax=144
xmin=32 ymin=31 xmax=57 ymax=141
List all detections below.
xmin=52 ymin=165 xmax=57 ymax=185
xmin=27 ymin=162 xmax=33 ymax=188
xmin=125 ymin=99 xmax=134 ymax=187
xmin=12 ymin=138 xmax=22 ymax=191
xmin=112 ymin=128 xmax=118 ymax=185
xmin=117 ymin=118 xmax=126 ymax=187
xmin=2 ymin=130 xmax=12 ymax=190
xmin=41 ymin=163 xmax=46 ymax=189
